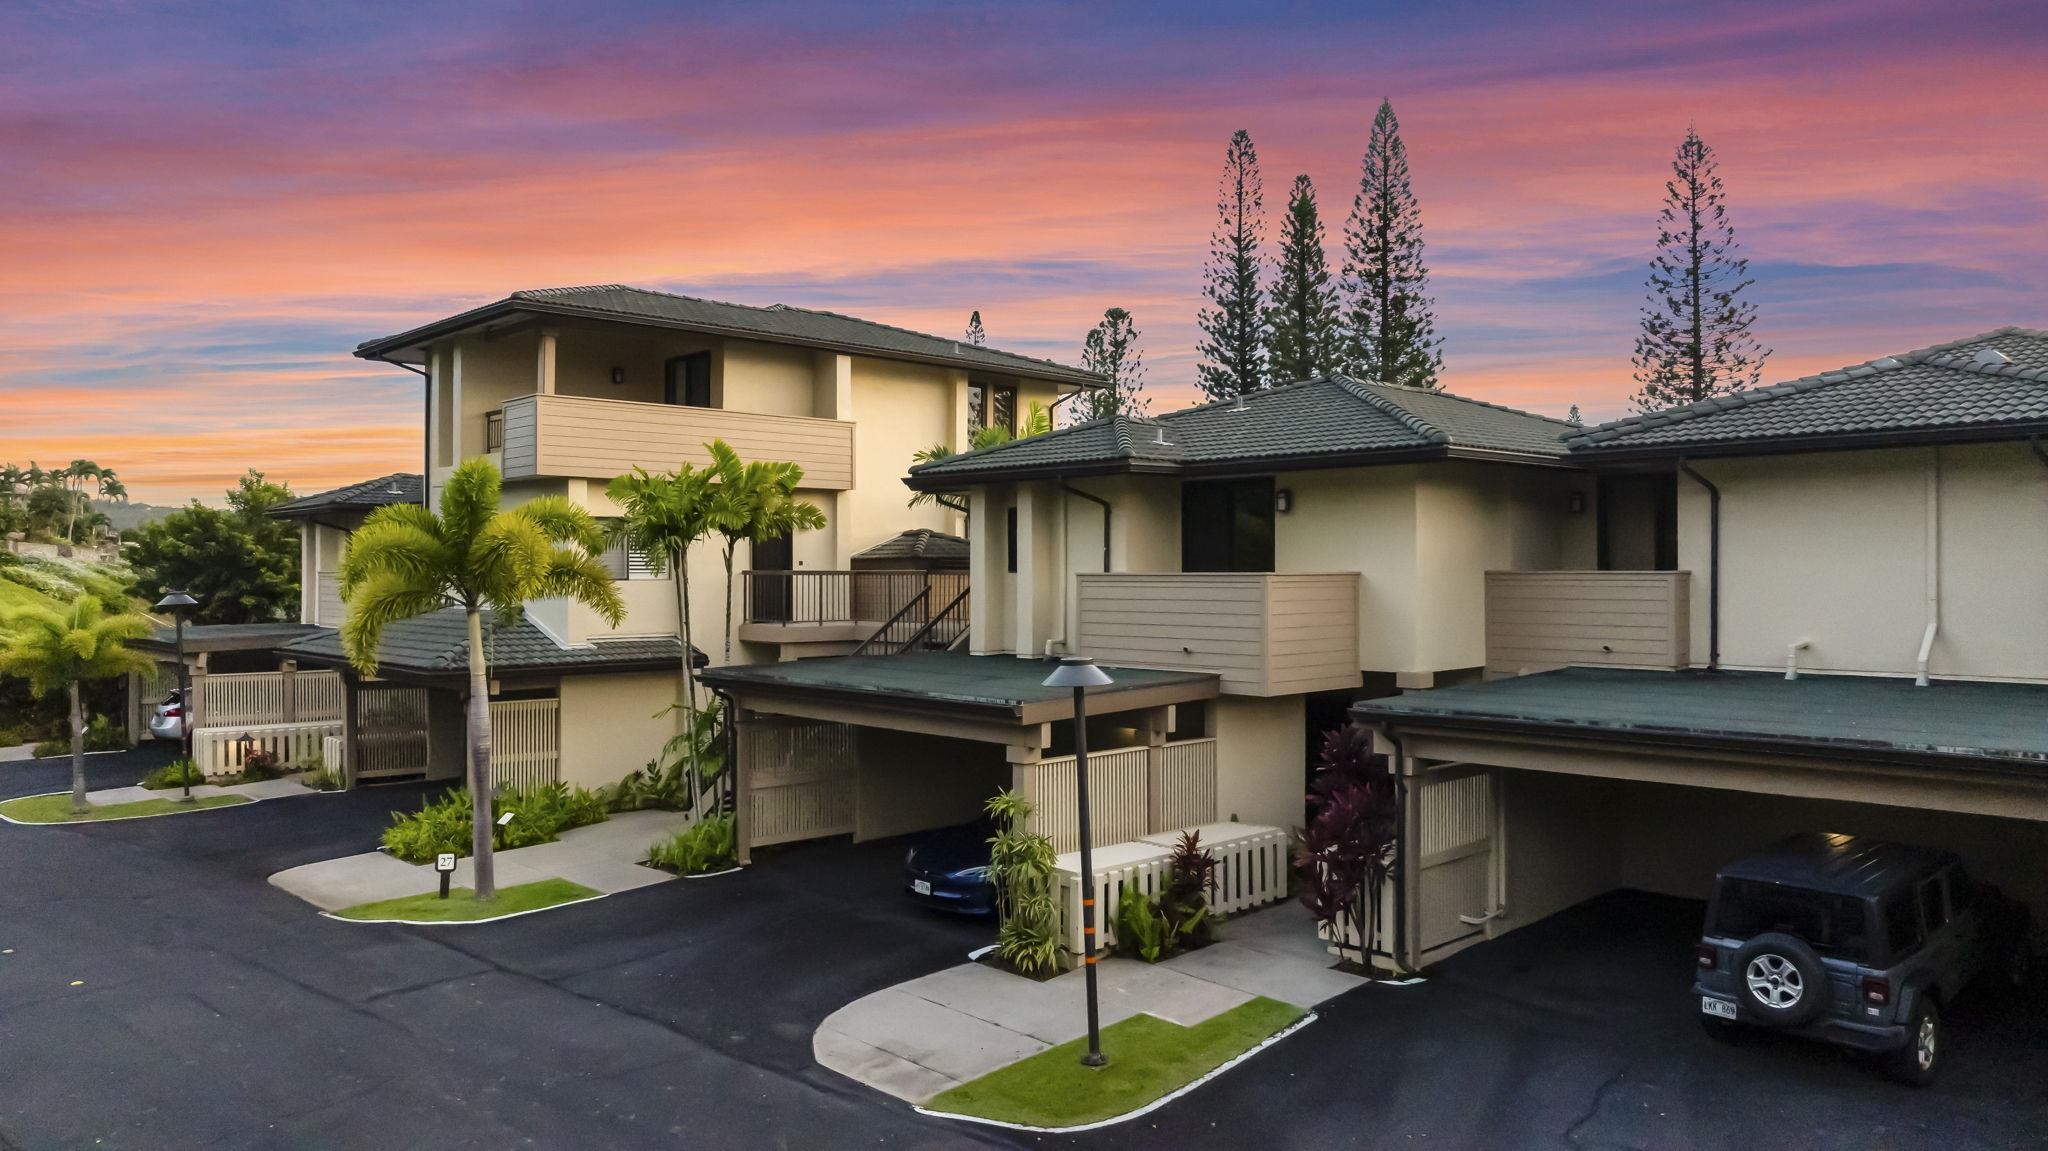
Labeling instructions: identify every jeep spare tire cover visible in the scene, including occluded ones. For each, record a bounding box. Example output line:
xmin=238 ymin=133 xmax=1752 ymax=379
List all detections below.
xmin=1733 ymin=933 xmax=1827 ymax=1027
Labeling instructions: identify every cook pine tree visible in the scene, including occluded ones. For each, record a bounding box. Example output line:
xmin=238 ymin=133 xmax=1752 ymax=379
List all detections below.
xmin=964 ymin=310 xmax=986 ymax=346
xmin=1195 ymin=129 xmax=1269 ymax=399
xmin=1629 ymin=127 xmax=1770 ymax=412
xmin=1077 ymin=307 xmax=1149 ymax=420
xmin=1341 ymin=99 xmax=1442 ymax=389
xmin=1265 ymin=174 xmax=1344 ymax=383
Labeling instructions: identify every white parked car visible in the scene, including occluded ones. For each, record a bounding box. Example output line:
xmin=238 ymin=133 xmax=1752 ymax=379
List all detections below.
xmin=148 ymin=690 xmax=188 ymax=742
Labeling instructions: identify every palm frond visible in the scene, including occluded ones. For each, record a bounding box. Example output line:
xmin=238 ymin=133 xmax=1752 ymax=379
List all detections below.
xmin=436 ymin=458 xmax=501 ymax=549
xmin=528 ymin=549 xmax=626 ymax=627
xmin=510 ymin=495 xmax=607 ymax=553
xmin=341 ymin=572 xmax=451 ymax=677
xmin=341 ymin=516 xmax=453 ymax=599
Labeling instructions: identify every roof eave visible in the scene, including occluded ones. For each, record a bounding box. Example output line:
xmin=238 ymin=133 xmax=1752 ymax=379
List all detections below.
xmin=1569 ymin=421 xmax=2048 ymax=464
xmin=905 ymin=443 xmax=1575 ymax=490
xmin=357 ymin=297 xmax=1104 ymax=387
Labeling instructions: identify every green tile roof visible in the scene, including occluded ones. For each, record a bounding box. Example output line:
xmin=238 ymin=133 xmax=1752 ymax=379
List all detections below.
xmin=908 ymin=375 xmax=1574 ymax=485
xmin=1568 ymin=328 xmax=2048 ymax=456
xmin=1354 ymin=667 xmax=2048 ymax=770
xmin=700 ymin=650 xmax=1215 ymax=716
xmin=357 ymin=284 xmax=1102 ymax=387
xmin=280 ymin=607 xmax=699 ymax=678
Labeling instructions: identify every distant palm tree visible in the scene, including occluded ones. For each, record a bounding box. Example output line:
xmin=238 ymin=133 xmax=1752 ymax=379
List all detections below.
xmin=340 ymin=458 xmax=622 ymax=900
xmin=906 ymin=401 xmax=1054 ymax=513
xmin=0 ymin=596 xmax=153 ymax=813
xmin=706 ymin=442 xmax=827 ymax=662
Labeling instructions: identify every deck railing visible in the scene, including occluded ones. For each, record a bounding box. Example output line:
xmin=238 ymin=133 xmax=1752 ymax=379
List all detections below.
xmin=741 ymin=569 xmax=968 ymax=627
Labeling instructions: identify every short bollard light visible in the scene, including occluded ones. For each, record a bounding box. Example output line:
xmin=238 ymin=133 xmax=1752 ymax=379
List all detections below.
xmin=434 ymin=852 xmax=457 ymax=900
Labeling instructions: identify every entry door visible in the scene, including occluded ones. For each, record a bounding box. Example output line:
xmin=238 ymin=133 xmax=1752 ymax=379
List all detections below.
xmin=1414 ymin=766 xmax=1501 ymax=959
xmin=664 ymin=352 xmax=712 ymax=407
xmin=752 ymin=531 xmax=793 ymax=623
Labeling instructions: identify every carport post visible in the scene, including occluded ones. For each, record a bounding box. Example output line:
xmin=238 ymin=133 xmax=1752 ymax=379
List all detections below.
xmin=1044 ymin=656 xmax=1116 ymax=1069
xmin=731 ymin=707 xmax=753 ymax=866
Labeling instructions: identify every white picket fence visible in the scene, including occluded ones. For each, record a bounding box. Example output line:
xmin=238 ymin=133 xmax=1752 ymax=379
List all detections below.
xmin=488 ymin=699 xmax=560 ymax=792
xmin=1016 ymin=738 xmax=1218 ymax=854
xmin=193 ymin=720 xmax=342 ymax=777
xmin=1050 ymin=821 xmax=1289 ymax=958
xmin=197 ymin=670 xmax=342 ymax=727
xmin=322 ymin=735 xmax=347 ymax=784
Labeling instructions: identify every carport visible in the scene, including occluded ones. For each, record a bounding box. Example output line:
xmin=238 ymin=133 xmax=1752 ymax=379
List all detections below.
xmin=1352 ymin=668 xmax=2048 ymax=971
xmin=700 ymin=651 xmax=1221 ymax=862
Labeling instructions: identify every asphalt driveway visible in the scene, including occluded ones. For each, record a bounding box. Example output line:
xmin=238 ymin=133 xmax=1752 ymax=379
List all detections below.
xmin=2 ymin=760 xmax=2043 ymax=1149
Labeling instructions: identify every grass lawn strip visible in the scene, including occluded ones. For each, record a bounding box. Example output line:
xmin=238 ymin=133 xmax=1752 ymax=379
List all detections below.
xmin=0 ymin=793 xmax=250 ymax=824
xmin=331 ymin=878 xmax=602 ymax=924
xmin=923 ymin=996 xmax=1307 ymax=1131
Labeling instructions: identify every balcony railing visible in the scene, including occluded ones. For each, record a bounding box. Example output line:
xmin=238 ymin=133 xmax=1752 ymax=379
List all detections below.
xmin=1074 ymin=572 xmax=1361 ymax=696
xmin=497 ymin=393 xmax=854 ymax=488
xmin=741 ymin=569 xmax=969 ymax=627
xmin=1484 ymin=570 xmax=1691 ymax=676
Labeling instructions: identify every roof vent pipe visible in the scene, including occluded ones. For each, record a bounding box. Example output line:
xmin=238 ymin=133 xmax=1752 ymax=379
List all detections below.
xmin=1152 ymin=425 xmax=1170 ymax=447
xmin=1974 ymin=347 xmax=2013 ymax=366
xmin=1232 ymin=391 xmax=1249 ymax=412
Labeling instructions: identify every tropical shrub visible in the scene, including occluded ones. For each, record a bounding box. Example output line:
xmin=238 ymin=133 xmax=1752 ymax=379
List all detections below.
xmin=985 ymin=789 xmax=1062 ymax=976
xmin=608 ymin=704 xmax=725 ymax=812
xmin=1293 ymin=724 xmax=1400 ymax=969
xmin=301 ymin=764 xmax=342 ymax=792
xmin=645 ymin=813 xmax=736 ymax=874
xmin=141 ymin=757 xmax=206 ymax=790
xmin=1116 ymin=884 xmax=1171 ymax=962
xmin=381 ymin=782 xmax=610 ymax=863
xmin=83 ymin=714 xmax=127 ymax=752
xmin=1161 ymin=830 xmax=1219 ymax=947
xmin=238 ymin=747 xmax=283 ymax=781
xmin=31 ymin=738 xmax=65 ymax=758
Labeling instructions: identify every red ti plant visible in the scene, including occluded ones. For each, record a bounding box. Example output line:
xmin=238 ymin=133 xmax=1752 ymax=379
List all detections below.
xmin=1293 ymin=724 xmax=1400 ymax=974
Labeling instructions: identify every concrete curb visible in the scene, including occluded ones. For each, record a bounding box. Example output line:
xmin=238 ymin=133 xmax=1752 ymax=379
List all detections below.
xmin=319 ymin=890 xmax=611 ymax=927
xmin=912 ymin=1010 xmax=1318 ymax=1134
xmin=0 ymin=790 xmax=264 ymax=826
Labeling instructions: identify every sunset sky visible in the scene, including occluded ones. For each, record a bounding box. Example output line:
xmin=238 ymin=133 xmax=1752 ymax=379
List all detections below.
xmin=4 ymin=0 xmax=2044 ymax=504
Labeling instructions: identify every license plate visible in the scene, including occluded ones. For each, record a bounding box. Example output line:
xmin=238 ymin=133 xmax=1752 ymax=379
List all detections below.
xmin=1701 ymin=996 xmax=1737 ymax=1020
xmin=912 ymin=879 xmax=932 ymax=896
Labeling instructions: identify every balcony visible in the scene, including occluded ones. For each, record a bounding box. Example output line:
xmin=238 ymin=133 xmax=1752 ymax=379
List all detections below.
xmin=738 ymin=570 xmax=970 ymax=647
xmin=1074 ymin=572 xmax=1361 ymax=696
xmin=496 ymin=394 xmax=855 ymax=487
xmin=1484 ymin=570 xmax=1691 ymax=677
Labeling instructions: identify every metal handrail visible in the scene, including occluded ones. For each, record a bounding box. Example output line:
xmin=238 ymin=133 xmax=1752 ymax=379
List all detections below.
xmin=852 ymin=586 xmax=933 ymax=655
xmin=895 ymin=586 xmax=971 ymax=654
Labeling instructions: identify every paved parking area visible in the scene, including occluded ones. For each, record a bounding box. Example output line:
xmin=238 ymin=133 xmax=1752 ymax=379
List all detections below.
xmin=2 ymin=758 xmax=2043 ymax=1150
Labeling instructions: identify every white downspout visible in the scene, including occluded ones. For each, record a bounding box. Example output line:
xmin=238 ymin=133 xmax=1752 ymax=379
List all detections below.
xmin=1784 ymin=640 xmax=1810 ymax=680
xmin=1915 ymin=452 xmax=1940 ymax=687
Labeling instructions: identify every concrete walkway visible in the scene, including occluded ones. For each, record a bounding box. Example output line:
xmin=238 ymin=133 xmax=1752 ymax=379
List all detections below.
xmin=269 ymin=808 xmax=694 ymax=911
xmin=87 ymin=777 xmax=318 ymax=805
xmin=814 ymin=901 xmax=1367 ymax=1105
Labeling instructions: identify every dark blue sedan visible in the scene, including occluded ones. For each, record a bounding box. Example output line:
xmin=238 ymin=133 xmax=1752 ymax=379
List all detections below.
xmin=903 ymin=821 xmax=997 ymax=915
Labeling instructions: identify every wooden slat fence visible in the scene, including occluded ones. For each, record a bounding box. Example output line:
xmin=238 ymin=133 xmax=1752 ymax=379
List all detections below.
xmin=198 ymin=670 xmax=343 ymax=727
xmin=354 ymin=685 xmax=429 ymax=779
xmin=744 ymin=718 xmax=857 ymax=846
xmin=322 ymin=734 xmax=347 ymax=785
xmin=193 ymin=720 xmax=342 ymax=777
xmin=1155 ymin=738 xmax=1218 ymax=831
xmin=1019 ymin=745 xmax=1151 ymax=854
xmin=488 ymin=699 xmax=560 ymax=792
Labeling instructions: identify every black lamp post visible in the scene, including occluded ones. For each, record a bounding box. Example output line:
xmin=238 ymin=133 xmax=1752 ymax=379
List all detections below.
xmin=153 ymin=589 xmax=198 ymax=800
xmin=1042 ymin=655 xmax=1116 ymax=1068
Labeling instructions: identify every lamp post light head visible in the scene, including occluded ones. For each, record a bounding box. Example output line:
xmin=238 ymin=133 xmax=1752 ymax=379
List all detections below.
xmin=1042 ymin=656 xmax=1115 ymax=690
xmin=154 ymin=589 xmax=198 ymax=614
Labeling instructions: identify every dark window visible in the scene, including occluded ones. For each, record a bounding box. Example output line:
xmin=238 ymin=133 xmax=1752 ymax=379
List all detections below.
xmin=991 ymin=386 xmax=1017 ymax=433
xmin=1596 ymin=474 xmax=1678 ymax=571
xmin=1181 ymin=478 xmax=1276 ymax=572
xmin=1710 ymin=879 xmax=1873 ymax=962
xmin=485 ymin=410 xmax=504 ymax=452
xmin=1882 ymin=891 xmax=1925 ymax=961
xmin=1005 ymin=506 xmax=1018 ymax=573
xmin=1918 ymin=878 xmax=1947 ymax=933
xmin=664 ymin=352 xmax=712 ymax=407
xmin=967 ymin=384 xmax=987 ymax=429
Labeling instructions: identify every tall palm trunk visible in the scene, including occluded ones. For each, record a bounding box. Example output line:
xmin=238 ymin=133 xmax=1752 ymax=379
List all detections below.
xmin=721 ymin=540 xmax=738 ymax=664
xmin=464 ymin=607 xmax=496 ymax=900
xmin=68 ymin=681 xmax=87 ymax=814
xmin=671 ymin=544 xmax=699 ymax=791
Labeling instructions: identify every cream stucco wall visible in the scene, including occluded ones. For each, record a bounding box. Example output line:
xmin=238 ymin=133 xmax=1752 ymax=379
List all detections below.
xmin=1676 ymin=443 xmax=2048 ymax=681
xmin=556 ymin=671 xmax=679 ymax=791
xmin=1211 ymin=694 xmax=1305 ymax=829
xmin=845 ymin=356 xmax=974 ymax=556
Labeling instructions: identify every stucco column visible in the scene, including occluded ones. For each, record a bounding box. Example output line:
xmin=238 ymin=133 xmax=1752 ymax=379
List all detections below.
xmin=341 ymin=675 xmax=359 ymax=788
xmin=187 ymin=661 xmax=207 ymax=731
xmin=536 ymin=330 xmax=558 ymax=395
xmin=125 ymin=670 xmax=144 ymax=746
xmin=279 ymin=659 xmax=298 ymax=723
xmin=968 ymin=488 xmax=998 ymax=655
xmin=1397 ymin=750 xmax=1426 ymax=973
xmin=1013 ymin=484 xmax=1039 ymax=657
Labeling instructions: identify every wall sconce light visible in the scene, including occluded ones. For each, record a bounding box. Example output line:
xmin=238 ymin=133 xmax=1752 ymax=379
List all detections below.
xmin=1568 ymin=491 xmax=1587 ymax=514
xmin=610 ymin=366 xmax=626 ymax=386
xmin=1275 ymin=488 xmax=1293 ymax=514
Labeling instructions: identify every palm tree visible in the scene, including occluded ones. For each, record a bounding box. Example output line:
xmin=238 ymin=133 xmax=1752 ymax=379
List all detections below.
xmin=705 ymin=441 xmax=827 ymax=662
xmin=62 ymin=460 xmax=107 ymax=544
xmin=906 ymin=401 xmax=1054 ymax=512
xmin=606 ymin=463 xmax=720 ymax=782
xmin=340 ymin=458 xmax=622 ymax=900
xmin=0 ymin=596 xmax=153 ymax=813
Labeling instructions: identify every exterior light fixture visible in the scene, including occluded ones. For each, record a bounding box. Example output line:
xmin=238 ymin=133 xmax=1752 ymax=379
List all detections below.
xmin=1568 ymin=491 xmax=1587 ymax=514
xmin=1275 ymin=489 xmax=1293 ymax=514
xmin=610 ymin=366 xmax=626 ymax=385
xmin=1041 ymin=655 xmax=1116 ymax=1067
xmin=153 ymin=589 xmax=200 ymax=800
